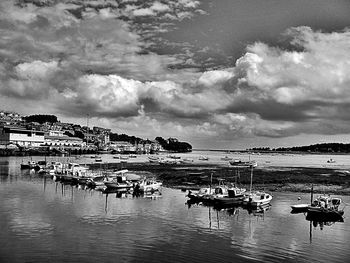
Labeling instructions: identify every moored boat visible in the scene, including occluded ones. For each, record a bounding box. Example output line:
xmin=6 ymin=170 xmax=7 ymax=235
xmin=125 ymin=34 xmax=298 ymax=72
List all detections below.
xmin=242 ymin=164 xmax=272 ymax=207
xmin=214 ymin=186 xmax=247 ymax=206
xmin=290 ymin=204 xmax=309 ymax=213
xmin=221 ymin=156 xmax=232 ymax=161
xmin=135 ymin=178 xmax=162 ymax=193
xmin=306 ymin=195 xmax=344 ymax=222
xmin=229 ymin=159 xmax=257 ymax=168
xmin=243 ymin=191 xmax=273 ymax=207
xmin=198 ymin=155 xmax=209 ymax=161
xmin=187 ymin=180 xmax=228 ymax=204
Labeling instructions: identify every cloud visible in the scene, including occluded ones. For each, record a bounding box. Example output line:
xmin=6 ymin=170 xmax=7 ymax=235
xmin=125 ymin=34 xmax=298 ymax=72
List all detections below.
xmin=1 ymin=0 xmax=350 ymax=147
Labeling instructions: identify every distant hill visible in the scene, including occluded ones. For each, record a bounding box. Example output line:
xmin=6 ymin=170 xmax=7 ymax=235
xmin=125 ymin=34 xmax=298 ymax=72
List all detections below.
xmin=249 ymin=143 xmax=350 ymax=153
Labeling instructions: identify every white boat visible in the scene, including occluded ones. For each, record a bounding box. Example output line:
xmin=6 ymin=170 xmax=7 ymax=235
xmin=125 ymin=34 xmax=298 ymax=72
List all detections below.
xmin=135 ymin=178 xmax=162 ymax=193
xmin=327 ymin=158 xmax=336 ymax=163
xmin=104 ymin=171 xmax=133 ymax=190
xmin=148 ymin=156 xmax=160 ymax=163
xmin=159 ymin=158 xmax=178 ymax=165
xmin=243 ymin=165 xmax=272 ymax=207
xmin=229 ymin=159 xmax=257 ymax=168
xmin=180 ymin=158 xmax=194 ymax=164
xmin=198 ymin=155 xmax=209 ymax=161
xmin=243 ymin=191 xmax=272 ymax=207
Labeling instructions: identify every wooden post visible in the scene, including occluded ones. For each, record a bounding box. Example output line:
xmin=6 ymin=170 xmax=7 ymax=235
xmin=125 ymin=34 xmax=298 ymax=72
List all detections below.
xmin=310 ymin=184 xmax=314 ymax=204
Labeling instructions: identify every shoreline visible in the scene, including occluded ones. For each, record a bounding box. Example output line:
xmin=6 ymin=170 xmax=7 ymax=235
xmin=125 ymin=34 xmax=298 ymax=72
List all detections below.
xmin=88 ymin=161 xmax=350 ymax=195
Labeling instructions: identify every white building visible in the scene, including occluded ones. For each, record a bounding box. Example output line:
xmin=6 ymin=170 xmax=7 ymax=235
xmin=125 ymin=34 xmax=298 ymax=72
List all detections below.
xmin=43 ymin=134 xmax=85 ymax=149
xmin=0 ymin=125 xmax=45 ymax=147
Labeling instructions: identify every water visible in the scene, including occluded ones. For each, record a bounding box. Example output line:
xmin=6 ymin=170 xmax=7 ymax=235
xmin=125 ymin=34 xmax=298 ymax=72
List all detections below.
xmin=1 ymin=156 xmax=350 ymax=263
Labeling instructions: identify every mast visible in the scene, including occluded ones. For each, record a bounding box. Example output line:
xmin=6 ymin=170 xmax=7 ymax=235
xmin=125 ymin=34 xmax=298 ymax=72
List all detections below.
xmin=249 ymin=165 xmax=253 ymax=194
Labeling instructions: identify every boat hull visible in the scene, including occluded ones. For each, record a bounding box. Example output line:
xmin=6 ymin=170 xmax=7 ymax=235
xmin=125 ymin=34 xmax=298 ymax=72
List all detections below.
xmin=306 ymin=207 xmax=344 ymax=222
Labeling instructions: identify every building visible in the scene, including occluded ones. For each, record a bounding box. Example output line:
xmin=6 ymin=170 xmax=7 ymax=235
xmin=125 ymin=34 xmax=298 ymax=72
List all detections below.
xmin=43 ymin=130 xmax=85 ymax=149
xmin=110 ymin=141 xmax=135 ymax=152
xmin=0 ymin=125 xmax=45 ymax=147
xmin=43 ymin=135 xmax=85 ymax=149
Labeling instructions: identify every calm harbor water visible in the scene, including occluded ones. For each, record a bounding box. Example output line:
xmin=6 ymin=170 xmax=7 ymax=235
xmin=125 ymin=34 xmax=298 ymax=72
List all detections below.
xmin=1 ymin=156 xmax=349 ymax=263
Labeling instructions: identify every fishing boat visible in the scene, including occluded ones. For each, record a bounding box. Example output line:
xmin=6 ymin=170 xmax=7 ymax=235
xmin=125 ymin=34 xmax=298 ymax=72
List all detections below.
xmin=104 ymin=169 xmax=133 ymax=190
xmin=214 ymin=186 xmax=247 ymax=206
xmin=242 ymin=165 xmax=272 ymax=207
xmin=187 ymin=178 xmax=228 ymax=204
xmin=306 ymin=195 xmax=344 ymax=222
xmin=104 ymin=176 xmax=133 ymax=190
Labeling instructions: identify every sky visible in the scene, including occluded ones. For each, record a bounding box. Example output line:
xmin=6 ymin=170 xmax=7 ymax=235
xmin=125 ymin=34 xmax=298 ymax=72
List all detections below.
xmin=1 ymin=0 xmax=350 ymax=150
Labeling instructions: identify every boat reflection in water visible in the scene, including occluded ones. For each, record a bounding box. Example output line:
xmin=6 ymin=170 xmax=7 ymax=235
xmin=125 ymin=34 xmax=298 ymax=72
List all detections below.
xmin=187 ymin=198 xmax=271 ymax=219
xmin=101 ymin=187 xmax=162 ymax=212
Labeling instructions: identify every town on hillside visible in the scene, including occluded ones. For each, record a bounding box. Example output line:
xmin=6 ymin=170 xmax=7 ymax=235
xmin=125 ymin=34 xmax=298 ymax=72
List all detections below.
xmin=0 ymin=110 xmax=192 ymax=156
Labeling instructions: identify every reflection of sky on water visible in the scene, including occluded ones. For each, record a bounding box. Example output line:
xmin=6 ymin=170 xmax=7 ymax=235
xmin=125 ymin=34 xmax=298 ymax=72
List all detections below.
xmin=2 ymin=188 xmax=54 ymax=238
xmin=1 ymin=156 xmax=350 ymax=262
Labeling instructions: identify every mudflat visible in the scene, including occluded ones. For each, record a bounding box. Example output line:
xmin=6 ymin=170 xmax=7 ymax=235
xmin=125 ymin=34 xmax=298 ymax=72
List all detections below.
xmin=89 ymin=161 xmax=350 ymax=195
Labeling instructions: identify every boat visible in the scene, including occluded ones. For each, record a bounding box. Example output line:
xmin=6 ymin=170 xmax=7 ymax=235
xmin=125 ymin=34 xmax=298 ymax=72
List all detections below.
xmin=242 ymin=165 xmax=272 ymax=207
xmin=104 ymin=179 xmax=133 ymax=191
xmin=290 ymin=203 xmax=309 ymax=213
xmin=120 ymin=155 xmax=128 ymax=163
xmin=135 ymin=178 xmax=162 ymax=193
xmin=104 ymin=171 xmax=133 ymax=190
xmin=327 ymin=158 xmax=336 ymax=163
xmin=306 ymin=195 xmax=344 ymax=222
xmin=221 ymin=156 xmax=232 ymax=161
xmin=243 ymin=191 xmax=273 ymax=207
xmin=198 ymin=155 xmax=209 ymax=161
xmin=229 ymin=159 xmax=257 ymax=168
xmin=159 ymin=158 xmax=178 ymax=165
xmin=97 ymin=149 xmax=112 ymax=154
xmin=168 ymin=154 xmax=181 ymax=159
xmin=214 ymin=186 xmax=247 ymax=207
xmin=180 ymin=158 xmax=194 ymax=164
xmin=86 ymin=175 xmax=107 ymax=189
xmin=95 ymin=157 xmax=102 ymax=162
xmin=187 ymin=179 xmax=228 ymax=204
xmin=20 ymin=160 xmax=40 ymax=170
xmin=148 ymin=156 xmax=160 ymax=163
